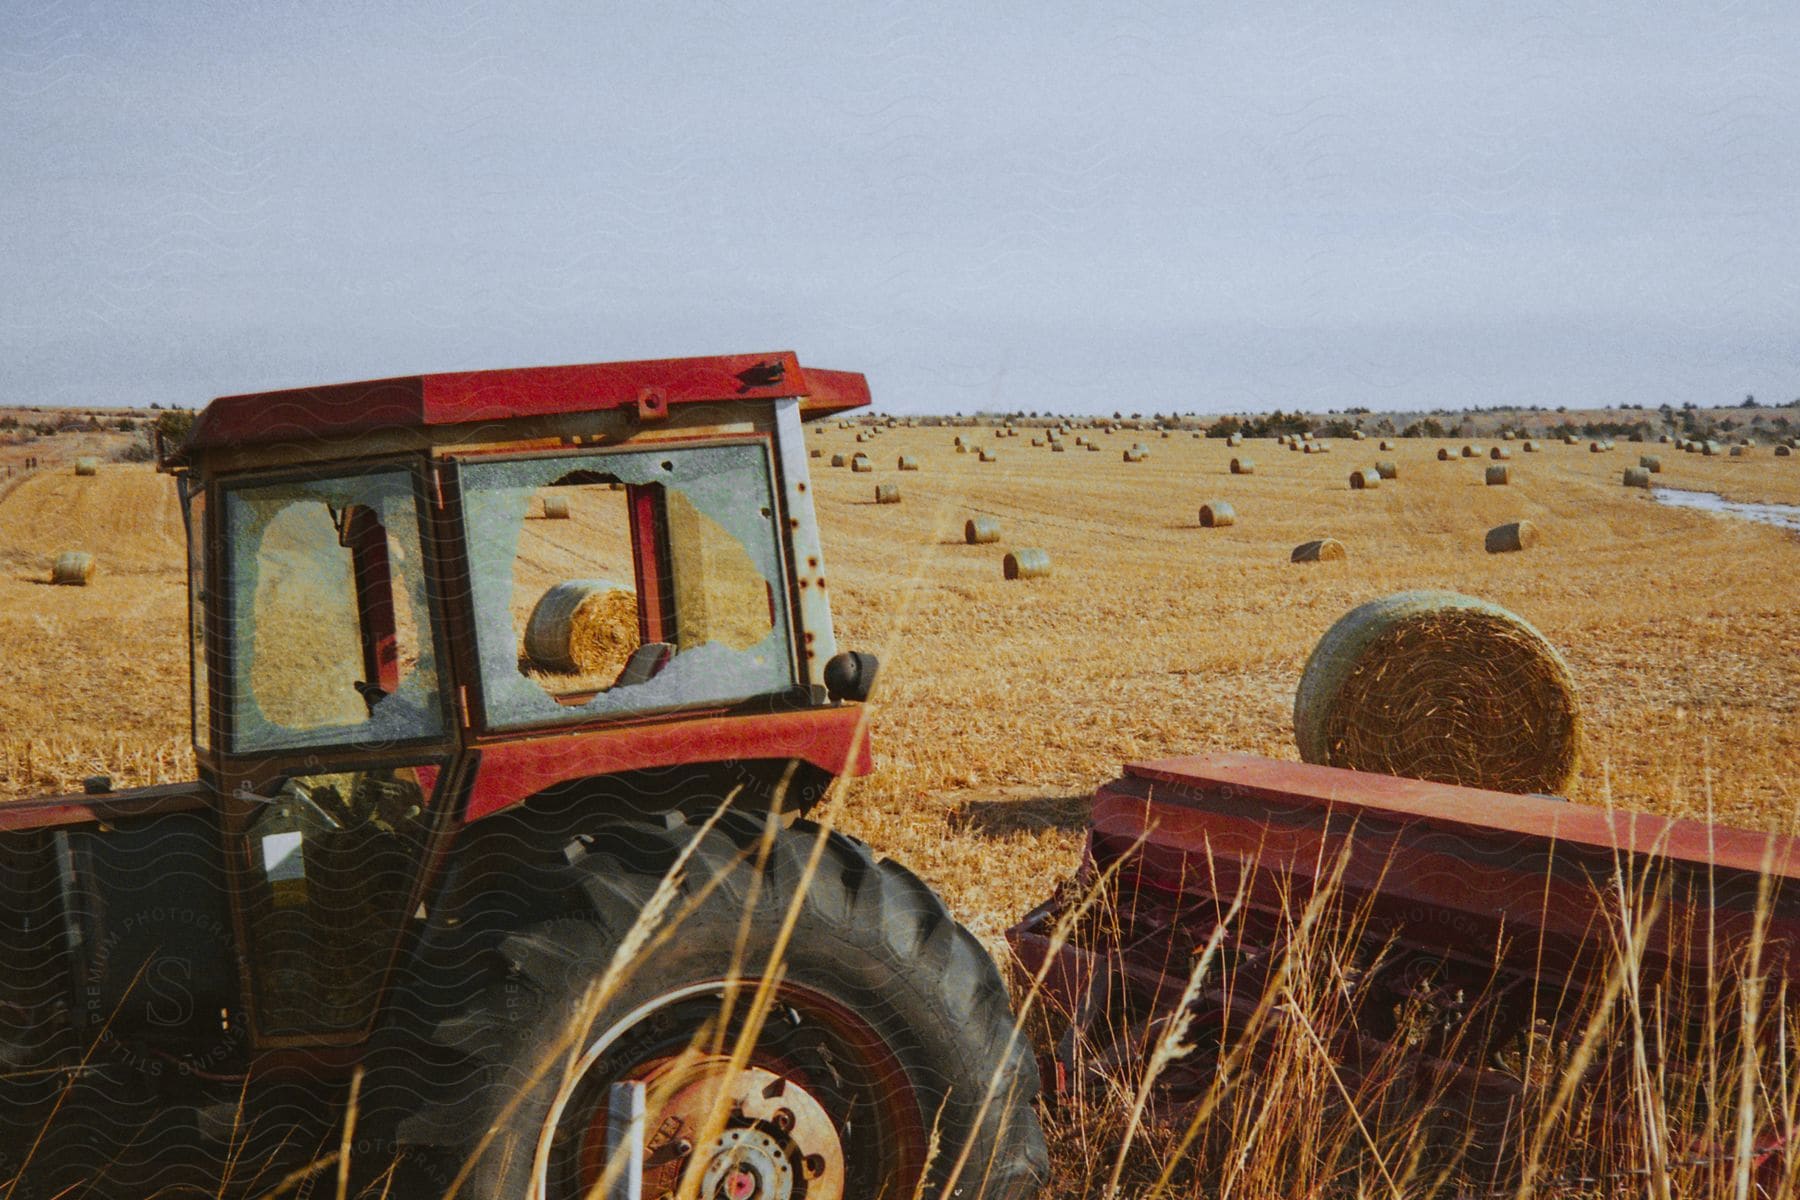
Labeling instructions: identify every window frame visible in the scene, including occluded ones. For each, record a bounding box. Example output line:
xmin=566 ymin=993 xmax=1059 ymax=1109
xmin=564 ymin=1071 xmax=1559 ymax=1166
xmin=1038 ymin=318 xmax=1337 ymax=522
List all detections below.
xmin=446 ymin=434 xmax=808 ymax=736
xmin=212 ymin=455 xmax=456 ymax=761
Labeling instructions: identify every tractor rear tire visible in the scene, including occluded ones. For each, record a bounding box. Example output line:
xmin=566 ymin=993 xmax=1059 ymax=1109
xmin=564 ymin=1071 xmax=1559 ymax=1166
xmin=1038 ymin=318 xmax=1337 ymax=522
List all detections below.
xmin=401 ymin=810 xmax=1047 ymax=1199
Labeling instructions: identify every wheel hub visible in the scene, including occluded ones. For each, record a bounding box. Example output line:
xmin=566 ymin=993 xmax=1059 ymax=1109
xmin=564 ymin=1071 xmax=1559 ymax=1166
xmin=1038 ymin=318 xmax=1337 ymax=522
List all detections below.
xmin=580 ymin=1059 xmax=845 ymax=1200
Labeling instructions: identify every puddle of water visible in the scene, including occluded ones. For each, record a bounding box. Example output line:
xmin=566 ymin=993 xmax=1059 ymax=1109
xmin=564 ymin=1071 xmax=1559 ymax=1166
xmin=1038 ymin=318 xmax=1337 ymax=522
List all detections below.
xmin=1651 ymin=487 xmax=1800 ymax=532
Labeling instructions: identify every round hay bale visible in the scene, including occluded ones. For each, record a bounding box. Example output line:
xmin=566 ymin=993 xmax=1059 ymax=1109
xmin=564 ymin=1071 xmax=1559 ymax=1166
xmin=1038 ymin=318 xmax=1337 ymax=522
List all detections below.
xmin=1348 ymin=468 xmax=1380 ymax=490
xmin=1199 ymin=501 xmax=1235 ymax=527
xmin=1226 ymin=432 xmax=1244 ymax=447
xmin=73 ymin=457 xmax=98 ymax=477
xmin=1375 ymin=460 xmax=1398 ymax=480
xmin=1638 ymin=455 xmax=1662 ymax=473
xmin=1484 ymin=520 xmax=1537 ymax=554
xmin=1229 ymin=457 xmax=1255 ymax=475
xmin=1704 ymin=441 xmax=1722 ymax=456
xmin=874 ymin=483 xmax=901 ymax=504
xmin=1622 ymin=467 xmax=1651 ymax=488
xmin=1351 ymin=430 xmax=1366 ymax=441
xmin=1522 ymin=440 xmax=1540 ymax=452
xmin=51 ymin=551 xmax=95 ymax=586
xmin=1777 ymin=445 xmax=1792 ymax=457
xmin=1659 ymin=434 xmax=1672 ymax=443
xmin=1378 ymin=439 xmax=1395 ymax=451
xmin=1437 ymin=447 xmax=1452 ymax=461
xmin=1086 ymin=443 xmax=1100 ymax=452
xmin=1030 ymin=438 xmax=1044 ymax=447
xmin=1502 ymin=430 xmax=1516 ymax=441
xmin=1590 ymin=441 xmax=1605 ymax=453
xmin=524 ymin=581 xmax=640 ymax=675
xmin=1304 ymin=442 xmax=1330 ymax=454
xmin=897 ymin=455 xmax=919 ymax=471
xmin=978 ymin=449 xmax=998 ymax=463
xmin=850 ymin=454 xmax=873 ymax=472
xmin=540 ymin=495 xmax=571 ymax=520
xmin=1485 ymin=464 xmax=1510 ymax=486
xmin=1051 ymin=442 xmax=1067 ymax=452
xmin=1294 ymin=590 xmax=1581 ymax=794
xmin=856 ymin=432 xmax=869 ymax=443
xmin=829 ymin=453 xmax=848 ymax=468
xmin=1003 ymin=548 xmax=1052 ymax=580
xmin=1489 ymin=447 xmax=1512 ymax=460
xmin=1290 ymin=441 xmax=1304 ymax=452
xmin=965 ymin=515 xmax=1001 ymax=544
xmin=1730 ymin=444 xmax=1750 ymax=457
xmin=1460 ymin=445 xmax=1478 ymax=458
xmin=1291 ymin=538 xmax=1345 ymax=563
xmin=1122 ymin=449 xmax=1146 ymax=462
xmin=809 ymin=448 xmax=822 ymax=459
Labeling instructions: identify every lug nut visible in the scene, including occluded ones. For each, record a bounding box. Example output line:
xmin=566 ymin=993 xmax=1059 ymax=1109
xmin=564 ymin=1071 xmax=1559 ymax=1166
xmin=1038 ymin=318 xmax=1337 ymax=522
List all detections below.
xmin=803 ymin=1153 xmax=826 ymax=1179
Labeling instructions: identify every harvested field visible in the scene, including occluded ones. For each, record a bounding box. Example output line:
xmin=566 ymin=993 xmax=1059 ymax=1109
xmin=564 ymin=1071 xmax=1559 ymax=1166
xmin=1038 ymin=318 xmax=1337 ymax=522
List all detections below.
xmin=2 ymin=441 xmax=1800 ymax=972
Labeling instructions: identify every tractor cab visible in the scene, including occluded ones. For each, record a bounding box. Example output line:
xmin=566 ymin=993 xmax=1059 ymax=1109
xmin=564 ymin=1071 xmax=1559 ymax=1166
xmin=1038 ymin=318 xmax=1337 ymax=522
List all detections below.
xmin=160 ymin=352 xmax=873 ymax=1045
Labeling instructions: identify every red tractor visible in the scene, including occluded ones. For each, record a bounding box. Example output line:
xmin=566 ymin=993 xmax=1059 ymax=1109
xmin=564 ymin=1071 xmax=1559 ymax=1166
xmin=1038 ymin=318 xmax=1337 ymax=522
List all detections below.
xmin=0 ymin=353 xmax=1045 ymax=1198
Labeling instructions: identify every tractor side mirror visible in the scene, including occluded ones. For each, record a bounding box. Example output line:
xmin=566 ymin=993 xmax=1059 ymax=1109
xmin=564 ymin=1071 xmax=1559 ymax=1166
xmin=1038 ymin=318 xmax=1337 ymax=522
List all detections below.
xmin=823 ymin=650 xmax=878 ymax=703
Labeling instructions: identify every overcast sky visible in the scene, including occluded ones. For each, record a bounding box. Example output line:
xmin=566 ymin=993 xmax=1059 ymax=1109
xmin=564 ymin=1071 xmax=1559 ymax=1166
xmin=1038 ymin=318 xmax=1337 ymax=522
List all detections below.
xmin=2 ymin=3 xmax=1795 ymax=414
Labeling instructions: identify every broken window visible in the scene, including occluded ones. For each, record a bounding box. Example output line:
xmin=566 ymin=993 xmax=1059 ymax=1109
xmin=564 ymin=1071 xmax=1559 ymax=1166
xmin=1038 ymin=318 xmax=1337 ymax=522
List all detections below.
xmin=221 ymin=469 xmax=444 ymax=753
xmin=459 ymin=443 xmax=795 ymax=728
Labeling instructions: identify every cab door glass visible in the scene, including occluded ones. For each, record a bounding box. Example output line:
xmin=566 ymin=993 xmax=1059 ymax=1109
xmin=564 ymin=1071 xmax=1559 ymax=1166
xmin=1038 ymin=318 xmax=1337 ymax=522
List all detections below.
xmin=221 ymin=470 xmax=445 ymax=753
xmin=458 ymin=444 xmax=795 ymax=728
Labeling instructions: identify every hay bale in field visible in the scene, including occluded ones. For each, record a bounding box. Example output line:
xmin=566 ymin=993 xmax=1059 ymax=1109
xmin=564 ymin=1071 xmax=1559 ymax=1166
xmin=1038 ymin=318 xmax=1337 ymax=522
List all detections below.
xmin=897 ymin=455 xmax=919 ymax=471
xmin=978 ymin=449 xmax=998 ymax=463
xmin=1565 ymin=435 xmax=1580 ymax=446
xmin=1490 ymin=447 xmax=1512 ymax=460
xmin=540 ymin=495 xmax=571 ymax=520
xmin=524 ymin=581 xmax=640 ymax=675
xmin=1375 ymin=460 xmax=1398 ymax=480
xmin=875 ymin=483 xmax=901 ymax=504
xmin=1502 ymin=430 xmax=1516 ymax=441
xmin=1348 ymin=468 xmax=1381 ymax=489
xmin=851 ymin=454 xmax=873 ymax=472
xmin=1229 ymin=457 xmax=1255 ymax=475
xmin=1304 ymin=442 xmax=1330 ymax=454
xmin=830 ymin=453 xmax=848 ymax=467
xmin=1030 ymin=438 xmax=1044 ymax=447
xmin=1623 ymin=467 xmax=1651 ymax=488
xmin=1731 ymin=444 xmax=1750 ymax=457
xmin=73 ymin=457 xmax=98 ymax=476
xmin=1778 ymin=445 xmax=1793 ymax=457
xmin=1659 ymin=434 xmax=1672 ymax=443
xmin=1293 ymin=590 xmax=1581 ymax=794
xmin=1199 ymin=501 xmax=1235 ymax=527
xmin=856 ymin=432 xmax=869 ymax=443
xmin=1003 ymin=548 xmax=1051 ymax=580
xmin=1226 ymin=432 xmax=1243 ymax=447
xmin=1638 ymin=455 xmax=1661 ymax=473
xmin=1291 ymin=538 xmax=1345 ymax=563
xmin=1522 ymin=440 xmax=1539 ymax=452
xmin=50 ymin=551 xmax=95 ymax=586
xmin=809 ymin=448 xmax=822 ymax=459
xmin=1485 ymin=521 xmax=1537 ymax=554
xmin=1485 ymin=464 xmax=1510 ymax=486
xmin=1704 ymin=441 xmax=1722 ymax=456
xmin=1379 ymin=440 xmax=1395 ymax=451
xmin=1051 ymin=442 xmax=1067 ymax=452
xmin=1461 ymin=445 xmax=1481 ymax=458
xmin=1352 ymin=430 xmax=1366 ymax=441
xmin=1437 ymin=447 xmax=1452 ymax=461
xmin=1290 ymin=441 xmax=1303 ymax=452
xmin=1086 ymin=443 xmax=1100 ymax=452
xmin=965 ymin=515 xmax=1001 ymax=544
xmin=1123 ymin=448 xmax=1147 ymax=463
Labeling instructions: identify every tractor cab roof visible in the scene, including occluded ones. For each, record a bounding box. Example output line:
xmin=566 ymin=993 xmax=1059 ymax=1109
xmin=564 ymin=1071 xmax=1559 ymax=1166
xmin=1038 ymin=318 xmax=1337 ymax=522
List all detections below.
xmin=168 ymin=351 xmax=867 ymax=469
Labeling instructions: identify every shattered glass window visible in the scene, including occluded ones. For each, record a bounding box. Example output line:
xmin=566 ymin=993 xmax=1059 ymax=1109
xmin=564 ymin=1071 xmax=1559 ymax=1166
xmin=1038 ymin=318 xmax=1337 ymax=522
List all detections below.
xmin=459 ymin=444 xmax=795 ymax=728
xmin=222 ymin=470 xmax=444 ymax=753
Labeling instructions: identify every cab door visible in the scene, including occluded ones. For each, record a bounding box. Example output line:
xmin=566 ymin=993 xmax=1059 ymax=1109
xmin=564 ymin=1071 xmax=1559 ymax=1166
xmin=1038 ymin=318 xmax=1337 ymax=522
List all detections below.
xmin=207 ymin=461 xmax=455 ymax=1044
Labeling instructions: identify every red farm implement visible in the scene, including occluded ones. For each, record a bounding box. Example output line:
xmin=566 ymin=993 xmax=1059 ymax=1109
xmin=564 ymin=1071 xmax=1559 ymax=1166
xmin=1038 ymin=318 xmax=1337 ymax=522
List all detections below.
xmin=1010 ymin=752 xmax=1800 ymax=1184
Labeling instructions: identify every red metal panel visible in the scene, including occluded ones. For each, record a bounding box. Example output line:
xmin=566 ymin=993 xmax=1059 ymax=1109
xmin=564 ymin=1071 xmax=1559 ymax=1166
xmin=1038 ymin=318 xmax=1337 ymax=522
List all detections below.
xmin=1124 ymin=752 xmax=1800 ymax=880
xmin=177 ymin=352 xmax=872 ymax=459
xmin=463 ymin=705 xmax=874 ymax=822
xmin=0 ymin=781 xmax=210 ymax=832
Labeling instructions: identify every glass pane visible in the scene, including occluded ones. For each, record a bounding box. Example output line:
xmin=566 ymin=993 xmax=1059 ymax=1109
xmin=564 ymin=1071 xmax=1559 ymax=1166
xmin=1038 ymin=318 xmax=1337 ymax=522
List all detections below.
xmin=223 ymin=471 xmax=444 ymax=753
xmin=182 ymin=481 xmax=210 ymax=752
xmin=241 ymin=765 xmax=434 ymax=1034
xmin=461 ymin=444 xmax=794 ymax=728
